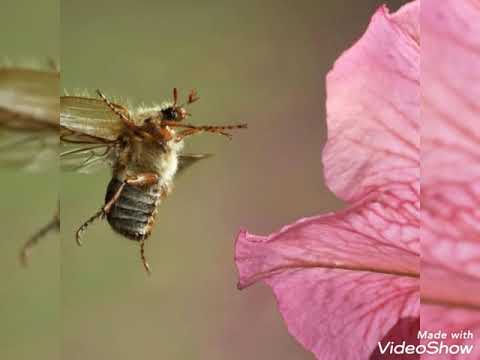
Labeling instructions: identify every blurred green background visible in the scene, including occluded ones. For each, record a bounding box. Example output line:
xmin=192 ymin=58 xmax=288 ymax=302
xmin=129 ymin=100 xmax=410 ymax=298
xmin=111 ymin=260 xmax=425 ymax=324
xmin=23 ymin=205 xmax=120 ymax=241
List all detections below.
xmin=2 ymin=0 xmax=409 ymax=359
xmin=0 ymin=1 xmax=59 ymax=360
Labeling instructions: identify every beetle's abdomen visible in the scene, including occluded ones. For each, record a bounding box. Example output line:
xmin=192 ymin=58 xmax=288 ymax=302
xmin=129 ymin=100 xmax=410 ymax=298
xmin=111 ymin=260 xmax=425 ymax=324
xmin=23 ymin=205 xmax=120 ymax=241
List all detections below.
xmin=105 ymin=178 xmax=160 ymax=240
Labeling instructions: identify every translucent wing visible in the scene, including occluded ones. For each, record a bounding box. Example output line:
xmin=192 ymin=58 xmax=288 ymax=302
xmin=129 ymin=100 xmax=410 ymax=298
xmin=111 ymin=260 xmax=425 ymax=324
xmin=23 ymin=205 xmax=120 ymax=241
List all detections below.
xmin=60 ymin=96 xmax=126 ymax=173
xmin=60 ymin=96 xmax=125 ymax=142
xmin=177 ymin=153 xmax=213 ymax=175
xmin=0 ymin=68 xmax=59 ymax=171
xmin=61 ymin=143 xmax=114 ymax=173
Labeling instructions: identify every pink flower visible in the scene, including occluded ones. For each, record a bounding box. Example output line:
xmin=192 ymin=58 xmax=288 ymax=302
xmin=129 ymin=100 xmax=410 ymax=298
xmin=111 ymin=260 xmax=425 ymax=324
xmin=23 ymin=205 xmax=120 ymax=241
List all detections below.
xmin=421 ymin=0 xmax=480 ymax=358
xmin=235 ymin=2 xmax=420 ymax=360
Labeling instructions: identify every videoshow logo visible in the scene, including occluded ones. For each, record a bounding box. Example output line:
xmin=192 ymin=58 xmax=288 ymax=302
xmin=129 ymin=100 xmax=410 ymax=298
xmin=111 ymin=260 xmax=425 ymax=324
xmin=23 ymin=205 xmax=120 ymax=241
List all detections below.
xmin=378 ymin=330 xmax=474 ymax=355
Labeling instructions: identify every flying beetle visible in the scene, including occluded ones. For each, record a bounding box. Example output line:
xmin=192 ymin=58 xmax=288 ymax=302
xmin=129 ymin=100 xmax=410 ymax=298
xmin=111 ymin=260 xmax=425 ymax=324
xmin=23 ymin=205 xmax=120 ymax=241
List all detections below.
xmin=60 ymin=88 xmax=247 ymax=273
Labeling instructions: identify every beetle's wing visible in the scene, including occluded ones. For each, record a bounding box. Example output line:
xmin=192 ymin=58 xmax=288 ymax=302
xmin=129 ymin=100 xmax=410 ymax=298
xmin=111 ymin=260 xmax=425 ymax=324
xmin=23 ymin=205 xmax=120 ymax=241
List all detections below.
xmin=61 ymin=143 xmax=114 ymax=174
xmin=0 ymin=68 xmax=59 ymax=171
xmin=177 ymin=153 xmax=213 ymax=175
xmin=61 ymin=96 xmax=125 ymax=142
xmin=60 ymin=96 xmax=128 ymax=173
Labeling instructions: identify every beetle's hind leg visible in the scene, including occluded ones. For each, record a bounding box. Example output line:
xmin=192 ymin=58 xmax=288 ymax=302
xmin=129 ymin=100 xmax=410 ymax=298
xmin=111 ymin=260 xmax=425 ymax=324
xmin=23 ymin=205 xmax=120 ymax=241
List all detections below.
xmin=75 ymin=173 xmax=158 ymax=250
xmin=75 ymin=181 xmax=126 ymax=246
xmin=139 ymin=238 xmax=151 ymax=275
xmin=75 ymin=208 xmax=104 ymax=246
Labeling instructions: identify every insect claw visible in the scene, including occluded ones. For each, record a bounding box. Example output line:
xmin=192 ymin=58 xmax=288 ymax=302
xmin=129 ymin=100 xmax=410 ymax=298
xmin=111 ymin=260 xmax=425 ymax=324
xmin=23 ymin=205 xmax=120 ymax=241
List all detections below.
xmin=144 ymin=261 xmax=152 ymax=275
xmin=140 ymin=238 xmax=151 ymax=275
xmin=75 ymin=232 xmax=84 ymax=246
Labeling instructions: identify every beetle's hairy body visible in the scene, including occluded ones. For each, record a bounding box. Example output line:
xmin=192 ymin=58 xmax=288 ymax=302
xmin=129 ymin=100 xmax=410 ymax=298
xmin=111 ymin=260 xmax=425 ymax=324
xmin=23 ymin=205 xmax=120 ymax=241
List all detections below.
xmin=106 ymin=122 xmax=183 ymax=240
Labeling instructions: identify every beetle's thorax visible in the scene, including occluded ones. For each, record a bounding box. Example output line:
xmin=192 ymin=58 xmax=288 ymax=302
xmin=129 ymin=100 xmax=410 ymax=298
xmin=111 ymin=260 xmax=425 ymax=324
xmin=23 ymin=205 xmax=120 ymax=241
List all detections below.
xmin=114 ymin=128 xmax=184 ymax=188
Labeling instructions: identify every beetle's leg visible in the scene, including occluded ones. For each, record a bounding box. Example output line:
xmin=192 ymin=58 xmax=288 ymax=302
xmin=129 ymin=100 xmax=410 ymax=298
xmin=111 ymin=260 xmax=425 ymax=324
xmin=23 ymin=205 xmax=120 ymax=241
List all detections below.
xmin=125 ymin=173 xmax=160 ymax=275
xmin=20 ymin=211 xmax=60 ymax=267
xmin=124 ymin=172 xmax=159 ymax=187
xmin=173 ymin=123 xmax=247 ymax=142
xmin=163 ymin=121 xmax=247 ymax=132
xmin=174 ymin=128 xmax=231 ymax=142
xmin=75 ymin=181 xmax=126 ymax=245
xmin=161 ymin=120 xmax=248 ymax=132
xmin=140 ymin=237 xmax=151 ymax=274
xmin=173 ymin=128 xmax=197 ymax=142
xmin=75 ymin=209 xmax=103 ymax=246
xmin=96 ymin=89 xmax=138 ymax=132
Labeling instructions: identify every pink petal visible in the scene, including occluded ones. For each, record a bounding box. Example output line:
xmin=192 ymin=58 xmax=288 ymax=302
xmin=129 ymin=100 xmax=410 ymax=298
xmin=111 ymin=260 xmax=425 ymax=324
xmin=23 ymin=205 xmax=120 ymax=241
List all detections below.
xmin=235 ymin=3 xmax=420 ymax=359
xmin=421 ymin=0 xmax=480 ymax=357
xmin=236 ymin=205 xmax=419 ymax=359
xmin=323 ymin=2 xmax=419 ymax=204
xmin=236 ymin=203 xmax=418 ymax=291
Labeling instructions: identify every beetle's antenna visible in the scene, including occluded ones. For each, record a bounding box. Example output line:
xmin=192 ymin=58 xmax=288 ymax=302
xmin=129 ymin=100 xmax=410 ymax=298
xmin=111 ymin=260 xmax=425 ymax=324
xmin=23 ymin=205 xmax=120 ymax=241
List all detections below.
xmin=172 ymin=88 xmax=200 ymax=109
xmin=172 ymin=88 xmax=178 ymax=106
xmin=187 ymin=89 xmax=199 ymax=105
